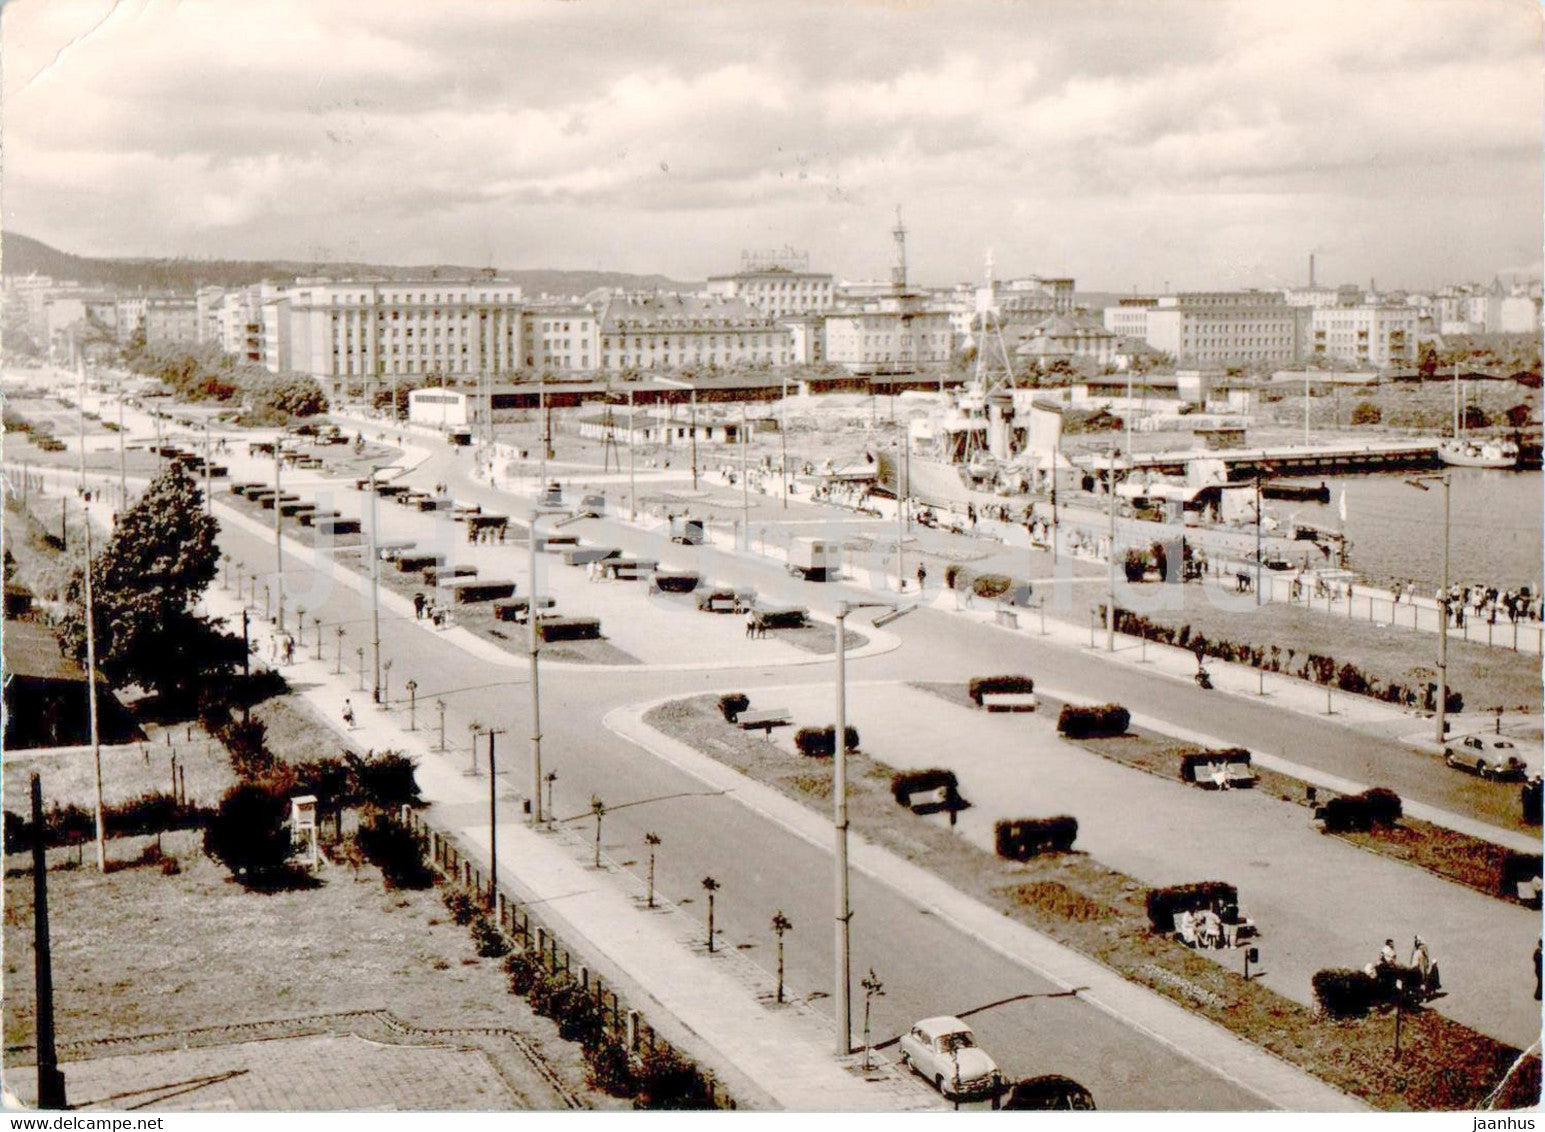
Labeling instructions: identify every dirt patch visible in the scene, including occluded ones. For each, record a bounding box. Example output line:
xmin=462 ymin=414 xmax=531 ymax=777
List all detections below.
xmin=2 ymin=829 xmax=618 ymax=1109
xmin=644 ymin=693 xmax=1537 ymax=1112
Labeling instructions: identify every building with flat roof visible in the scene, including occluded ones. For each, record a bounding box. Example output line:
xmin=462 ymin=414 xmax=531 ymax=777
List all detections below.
xmin=1309 ymin=304 xmax=1417 ymax=368
xmin=1141 ymin=291 xmax=1306 ymax=366
xmin=598 ymin=292 xmax=790 ymax=372
xmin=705 ymin=264 xmax=835 ymax=318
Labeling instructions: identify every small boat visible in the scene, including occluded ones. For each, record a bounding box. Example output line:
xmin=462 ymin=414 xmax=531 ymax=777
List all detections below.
xmin=1438 ymin=438 xmax=1519 ymax=469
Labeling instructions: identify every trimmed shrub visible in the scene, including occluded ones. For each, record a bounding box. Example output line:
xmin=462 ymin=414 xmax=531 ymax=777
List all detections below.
xmin=471 ymin=914 xmax=512 ymax=958
xmin=1501 ymin=851 xmax=1543 ymax=903
xmin=1316 ymin=788 xmax=1402 ymax=832
xmin=554 ymin=987 xmax=605 ymax=1046
xmin=793 ymin=725 xmax=860 ymax=759
xmin=968 ymin=676 xmax=1035 ymax=705
xmin=350 ymin=751 xmax=421 ymax=809
xmin=1351 ymin=401 xmax=1382 ymax=425
xmin=971 ymin=573 xmax=1013 ymax=599
xmin=1056 ymin=703 xmax=1130 ymax=739
xmin=633 ymin=1046 xmax=714 ymax=1110
xmin=504 ymin=949 xmax=541 ymax=995
xmin=356 ymin=813 xmax=433 ymax=889
xmin=442 ymin=887 xmax=477 ymax=926
xmin=1523 ymin=779 xmax=1542 ymax=826
xmin=203 ymin=782 xmax=293 ymax=881
xmin=1312 ymin=968 xmax=1378 ymax=1018
xmin=1360 ymin=787 xmax=1403 ymax=826
xmin=653 ymin=571 xmax=701 ymax=594
xmin=528 ymin=971 xmax=576 ymax=1019
xmin=717 ymin=693 xmax=750 ymax=724
xmin=890 ymin=769 xmax=958 ymax=809
xmin=1144 ymin=881 xmax=1238 ymax=932
xmin=588 ymin=1037 xmax=638 ymax=1097
xmin=994 ymin=816 xmax=1079 ymax=860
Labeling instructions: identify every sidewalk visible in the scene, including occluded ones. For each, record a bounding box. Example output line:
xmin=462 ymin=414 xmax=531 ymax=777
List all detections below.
xmin=607 ymin=699 xmax=1366 ymax=1113
xmin=194 ymin=579 xmax=942 ymax=1112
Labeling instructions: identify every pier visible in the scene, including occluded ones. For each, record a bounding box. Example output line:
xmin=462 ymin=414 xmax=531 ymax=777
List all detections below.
xmin=1103 ymin=440 xmax=1443 ymax=479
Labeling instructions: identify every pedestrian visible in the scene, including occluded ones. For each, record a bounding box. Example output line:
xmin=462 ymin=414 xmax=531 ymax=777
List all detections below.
xmin=342 ymin=699 xmax=356 ymax=730
xmin=1535 ymin=939 xmax=1541 ymax=1002
xmin=283 ymin=635 xmax=295 ymax=666
xmin=916 ymin=563 xmax=927 ymax=591
xmin=745 ymin=608 xmax=757 ymax=639
xmin=413 ymin=592 xmax=426 ymax=620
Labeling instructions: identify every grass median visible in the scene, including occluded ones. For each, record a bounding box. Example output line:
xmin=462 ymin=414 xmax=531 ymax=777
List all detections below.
xmin=645 ymin=692 xmax=1538 ymax=1112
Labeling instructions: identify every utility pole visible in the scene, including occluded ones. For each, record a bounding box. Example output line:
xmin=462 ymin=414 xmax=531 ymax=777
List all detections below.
xmin=627 ymin=388 xmax=638 ymax=521
xmin=1254 ymin=472 xmax=1264 ymax=606
xmin=30 ymin=775 xmax=67 ymax=1109
xmin=781 ymin=372 xmax=790 ymax=510
xmin=368 ymin=467 xmax=383 ymax=703
xmin=486 ymin=727 xmax=506 ymax=908
xmin=1050 ymin=433 xmax=1060 ymax=566
xmin=1436 ymin=472 xmax=1451 ymax=744
xmin=740 ymin=404 xmax=750 ymax=545
xmin=833 ymin=601 xmax=852 ymax=1056
xmin=76 ymin=360 xmax=87 ymax=494
xmin=273 ymin=440 xmax=285 ymax=632
xmin=896 ymin=437 xmax=906 ymax=590
xmin=528 ymin=511 xmax=545 ymax=823
xmin=1106 ymin=444 xmax=1118 ymax=652
xmin=1303 ymin=371 xmax=1311 ymax=447
xmin=203 ymin=422 xmax=212 ymax=515
xmin=83 ymin=511 xmax=106 ymax=873
xmin=538 ymin=375 xmax=547 ymax=492
xmin=117 ymin=394 xmax=127 ymax=508
xmin=689 ymin=388 xmax=699 ymax=491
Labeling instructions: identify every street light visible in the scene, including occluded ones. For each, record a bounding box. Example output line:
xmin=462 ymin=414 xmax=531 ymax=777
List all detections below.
xmin=527 ymin=505 xmax=566 ymax=823
xmin=406 ymin=679 xmax=419 ymax=730
xmin=1405 ymin=472 xmax=1452 ymax=743
xmin=830 ymin=598 xmax=914 ymax=1055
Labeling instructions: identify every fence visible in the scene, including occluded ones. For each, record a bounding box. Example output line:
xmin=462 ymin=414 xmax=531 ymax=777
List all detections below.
xmin=398 ymin=806 xmax=737 ymax=1110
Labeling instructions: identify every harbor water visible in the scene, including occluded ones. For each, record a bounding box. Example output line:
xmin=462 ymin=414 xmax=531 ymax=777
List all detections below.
xmin=1273 ymin=469 xmax=1543 ymax=593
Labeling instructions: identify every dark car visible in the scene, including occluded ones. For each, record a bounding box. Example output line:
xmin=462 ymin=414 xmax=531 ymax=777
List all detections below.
xmin=1000 ymin=1075 xmax=1096 ymax=1111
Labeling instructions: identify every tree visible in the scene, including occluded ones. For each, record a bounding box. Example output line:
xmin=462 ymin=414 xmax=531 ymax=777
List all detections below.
xmin=1416 ymin=343 xmax=1439 ymax=380
xmin=204 ymin=781 xmax=294 ymax=883
xmin=1351 ymin=401 xmax=1382 ymax=425
xmin=1461 ymin=404 xmax=1491 ymax=430
xmin=57 ymin=461 xmax=240 ymax=707
xmin=1504 ymin=403 xmax=1533 ymax=428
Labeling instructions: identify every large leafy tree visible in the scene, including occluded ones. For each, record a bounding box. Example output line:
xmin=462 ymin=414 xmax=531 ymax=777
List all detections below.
xmin=57 ymin=461 xmax=241 ymax=706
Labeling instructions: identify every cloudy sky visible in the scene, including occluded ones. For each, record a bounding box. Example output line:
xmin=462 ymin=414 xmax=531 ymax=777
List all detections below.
xmin=3 ymin=0 xmax=1540 ymax=290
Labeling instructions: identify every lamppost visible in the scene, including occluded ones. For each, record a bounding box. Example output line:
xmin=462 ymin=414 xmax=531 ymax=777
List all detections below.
xmin=1106 ymin=442 xmax=1120 ymax=652
xmin=468 ymin=723 xmax=484 ymax=777
xmin=544 ymin=771 xmax=557 ymax=827
xmin=486 ymin=727 xmax=506 ymax=909
xmin=644 ymin=831 xmax=661 ymax=908
xmin=590 ymin=795 xmax=606 ymax=868
xmin=80 ymin=506 xmax=106 ymax=872
xmin=355 ymin=647 xmax=365 ymax=691
xmin=334 ymin=627 xmax=345 ymax=675
xmin=772 ymin=911 xmax=792 ymax=1004
xmin=273 ymin=439 xmax=286 ymax=633
xmin=1405 ymin=472 xmax=1452 ymax=743
xmin=382 ymin=658 xmax=393 ymax=706
xmin=406 ymin=679 xmax=419 ymax=730
xmin=527 ymin=506 xmax=564 ymax=823
xmin=366 ymin=464 xmax=395 ymax=704
xmin=860 ymin=969 xmax=884 ymax=1070
xmin=702 ymin=875 xmax=719 ymax=952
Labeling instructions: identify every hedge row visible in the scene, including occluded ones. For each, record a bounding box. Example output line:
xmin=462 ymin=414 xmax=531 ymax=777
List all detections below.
xmin=1312 ymin=968 xmax=1378 ymax=1018
xmin=890 ymin=768 xmax=958 ymax=805
xmin=794 ymin=725 xmax=860 ymax=758
xmin=4 ymin=792 xmax=209 ymax=855
xmin=1056 ymin=703 xmax=1130 ymax=739
xmin=945 ymin=565 xmax=1025 ymax=601
xmin=1144 ymin=881 xmax=1238 ymax=932
xmin=356 ymin=812 xmax=434 ymax=889
xmin=968 ymin=675 xmax=1035 ymax=704
xmin=1103 ymin=606 xmax=1465 ymax=713
xmin=1316 ymin=787 xmax=1403 ymax=832
xmin=994 ymin=816 xmax=1078 ymax=860
xmin=717 ymin=694 xmax=750 ymax=723
xmin=1523 ymin=779 xmax=1542 ymax=826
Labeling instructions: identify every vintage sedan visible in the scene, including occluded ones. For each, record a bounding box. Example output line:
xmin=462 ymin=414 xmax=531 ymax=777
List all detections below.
xmin=897 ymin=1016 xmax=1001 ymax=1099
xmin=1445 ymin=735 xmax=1529 ymax=780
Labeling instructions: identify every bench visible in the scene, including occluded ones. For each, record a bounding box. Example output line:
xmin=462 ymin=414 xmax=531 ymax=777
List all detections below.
xmin=315 ymin=518 xmax=362 ymax=536
xmin=652 ymin=570 xmax=700 ymax=594
xmin=396 ymin=492 xmax=430 ymax=507
xmin=416 ymin=497 xmax=455 ymax=512
xmin=994 ymin=608 xmax=1020 ymax=630
xmin=538 ymin=533 xmax=580 ymax=549
xmin=375 ymin=541 xmax=417 ymax=560
xmin=736 ymin=709 xmax=792 ymax=737
xmin=600 ymin=558 xmax=657 ymax=580
xmin=260 ymin=494 xmax=300 ymax=510
xmin=298 ymin=509 xmax=341 ymax=527
xmin=278 ymin=499 xmax=313 ymax=516
xmin=493 ymin=596 xmax=556 ymax=623
xmin=696 ymin=589 xmax=756 ymax=613
xmin=756 ymin=606 xmax=809 ymax=630
xmin=376 ymin=483 xmax=409 ymax=497
xmin=451 ymin=505 xmax=483 ymax=522
xmin=980 ymin=692 xmax=1038 ymax=712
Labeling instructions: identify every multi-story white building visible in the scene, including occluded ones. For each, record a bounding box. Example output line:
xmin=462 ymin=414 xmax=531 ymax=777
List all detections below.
xmin=214 ymin=282 xmax=287 ymax=364
xmin=598 ymin=293 xmax=790 ymax=372
xmin=822 ymin=302 xmax=954 ymax=372
xmin=520 ymin=301 xmax=600 ymax=372
xmin=704 ymin=265 xmax=835 ymax=318
xmin=1142 ymin=291 xmax=1305 ymax=366
xmin=1309 ymin=304 xmax=1417 ymax=367
xmin=144 ymin=296 xmax=199 ymax=345
xmin=195 ymin=286 xmax=225 ymax=345
xmin=1102 ymin=298 xmax=1156 ymax=341
xmin=283 ymin=279 xmax=525 ymax=396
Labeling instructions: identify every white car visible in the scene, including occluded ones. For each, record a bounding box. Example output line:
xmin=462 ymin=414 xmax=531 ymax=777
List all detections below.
xmin=898 ymin=1016 xmax=1001 ymax=1099
xmin=1444 ymin=735 xmax=1528 ymax=780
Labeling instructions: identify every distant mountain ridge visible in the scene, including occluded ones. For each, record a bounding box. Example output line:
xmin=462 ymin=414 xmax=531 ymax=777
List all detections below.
xmin=1 ymin=232 xmax=700 ymax=298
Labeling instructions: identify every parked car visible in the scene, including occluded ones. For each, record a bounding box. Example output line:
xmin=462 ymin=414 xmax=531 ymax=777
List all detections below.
xmin=898 ymin=1016 xmax=1001 ymax=1100
xmin=1000 ymin=1075 xmax=1096 ymax=1111
xmin=1444 ymin=735 xmax=1528 ymax=780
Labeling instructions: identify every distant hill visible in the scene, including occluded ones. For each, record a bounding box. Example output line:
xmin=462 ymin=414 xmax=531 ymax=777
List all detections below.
xmin=1 ymin=232 xmax=700 ymax=298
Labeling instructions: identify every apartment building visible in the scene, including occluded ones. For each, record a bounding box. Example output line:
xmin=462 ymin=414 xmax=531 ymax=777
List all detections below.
xmin=283 ymin=279 xmax=525 ymax=395
xmin=1310 ymin=304 xmax=1417 ymax=367
xmin=1102 ymin=297 xmax=1157 ymax=341
xmin=144 ymin=296 xmax=199 ymax=345
xmin=822 ymin=304 xmax=954 ymax=371
xmin=598 ymin=293 xmax=790 ymax=372
xmin=521 ymin=302 xmax=600 ymax=372
xmin=1142 ymin=291 xmax=1305 ymax=366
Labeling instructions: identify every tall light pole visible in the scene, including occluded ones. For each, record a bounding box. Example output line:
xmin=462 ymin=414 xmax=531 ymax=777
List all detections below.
xmin=273 ymin=439 xmax=285 ymax=632
xmin=82 ymin=507 xmax=106 ymax=873
xmin=367 ymin=466 xmax=386 ymax=703
xmin=76 ymin=360 xmax=88 ymax=494
xmin=1254 ymin=472 xmax=1264 ymax=606
xmin=1406 ymin=472 xmax=1453 ymax=744
xmin=689 ymin=388 xmax=699 ymax=491
xmin=117 ymin=393 xmax=127 ymax=509
xmin=1106 ymin=444 xmax=1119 ymax=651
xmin=627 ymin=387 xmax=638 ymax=521
xmin=528 ymin=508 xmax=551 ymax=824
xmin=780 ymin=372 xmax=790 ymax=509
xmin=833 ymin=601 xmax=852 ymax=1055
xmin=538 ymin=375 xmax=548 ymax=492
xmin=202 ymin=422 xmax=213 ymax=516
xmin=740 ymin=404 xmax=749 ymax=544
xmin=487 ymin=727 xmax=506 ymax=908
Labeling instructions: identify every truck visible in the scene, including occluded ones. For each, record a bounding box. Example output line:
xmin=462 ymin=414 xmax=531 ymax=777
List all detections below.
xmin=788 ymin=537 xmax=841 ymax=582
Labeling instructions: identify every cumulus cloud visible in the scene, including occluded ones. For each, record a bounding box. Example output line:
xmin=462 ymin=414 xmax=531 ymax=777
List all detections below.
xmin=1 ymin=0 xmax=1539 ymax=288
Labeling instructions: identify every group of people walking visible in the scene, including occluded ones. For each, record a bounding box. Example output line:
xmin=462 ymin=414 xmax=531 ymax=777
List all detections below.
xmin=412 ymin=591 xmax=451 ymax=628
